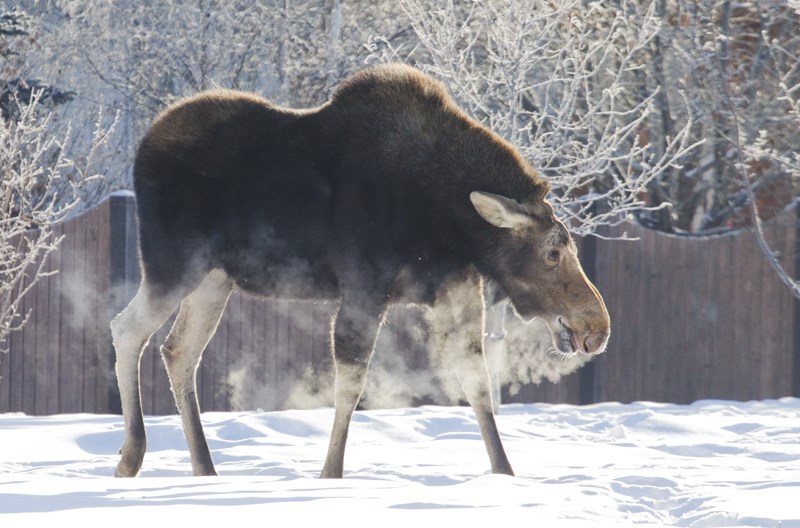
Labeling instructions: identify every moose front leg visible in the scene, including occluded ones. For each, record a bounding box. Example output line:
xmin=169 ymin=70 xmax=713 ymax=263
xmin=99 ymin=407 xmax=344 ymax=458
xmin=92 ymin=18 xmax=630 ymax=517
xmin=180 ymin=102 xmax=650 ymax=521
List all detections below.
xmin=321 ymin=297 xmax=383 ymax=479
xmin=430 ymin=271 xmax=514 ymax=476
xmin=454 ymin=351 xmax=514 ymax=476
xmin=321 ymin=360 xmax=369 ymax=479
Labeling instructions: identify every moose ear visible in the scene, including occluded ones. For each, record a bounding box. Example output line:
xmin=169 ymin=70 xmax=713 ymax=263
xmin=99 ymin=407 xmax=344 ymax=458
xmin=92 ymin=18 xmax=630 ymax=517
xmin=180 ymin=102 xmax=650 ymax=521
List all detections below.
xmin=469 ymin=191 xmax=533 ymax=230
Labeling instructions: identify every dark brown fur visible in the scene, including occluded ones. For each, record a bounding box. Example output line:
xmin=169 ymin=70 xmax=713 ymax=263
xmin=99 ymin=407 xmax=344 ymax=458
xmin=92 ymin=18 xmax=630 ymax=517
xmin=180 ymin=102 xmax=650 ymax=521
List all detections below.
xmin=112 ymin=64 xmax=609 ymax=479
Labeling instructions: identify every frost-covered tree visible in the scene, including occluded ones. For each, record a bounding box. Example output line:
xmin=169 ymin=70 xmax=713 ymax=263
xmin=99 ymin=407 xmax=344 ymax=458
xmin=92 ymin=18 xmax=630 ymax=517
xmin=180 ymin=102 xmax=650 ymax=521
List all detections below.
xmin=1 ymin=9 xmax=113 ymax=351
xmin=630 ymin=0 xmax=800 ymax=297
xmin=725 ymin=2 xmax=800 ymax=298
xmin=1 ymin=9 xmax=74 ymax=120
xmin=371 ymin=0 xmax=700 ymax=238
xmin=34 ymin=0 xmax=301 ymax=204
xmin=29 ymin=0 xmax=403 ymax=204
xmin=640 ymin=0 xmax=800 ymax=235
xmin=0 ymin=91 xmax=112 ymax=351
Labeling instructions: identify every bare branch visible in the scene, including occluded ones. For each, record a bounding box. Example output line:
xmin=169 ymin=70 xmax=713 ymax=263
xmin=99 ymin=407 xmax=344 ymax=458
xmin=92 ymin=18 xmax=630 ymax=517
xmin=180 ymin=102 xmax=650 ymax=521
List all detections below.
xmin=0 ymin=90 xmax=112 ymax=350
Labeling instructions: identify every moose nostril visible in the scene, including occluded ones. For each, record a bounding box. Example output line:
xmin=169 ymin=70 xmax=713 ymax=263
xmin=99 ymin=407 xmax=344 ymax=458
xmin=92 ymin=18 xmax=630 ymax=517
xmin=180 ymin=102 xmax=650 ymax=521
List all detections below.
xmin=584 ymin=332 xmax=609 ymax=355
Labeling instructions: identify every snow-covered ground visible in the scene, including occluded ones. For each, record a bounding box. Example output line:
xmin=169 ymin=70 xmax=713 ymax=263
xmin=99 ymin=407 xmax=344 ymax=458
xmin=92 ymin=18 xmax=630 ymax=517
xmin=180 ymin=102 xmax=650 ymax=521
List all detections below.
xmin=2 ymin=399 xmax=799 ymax=527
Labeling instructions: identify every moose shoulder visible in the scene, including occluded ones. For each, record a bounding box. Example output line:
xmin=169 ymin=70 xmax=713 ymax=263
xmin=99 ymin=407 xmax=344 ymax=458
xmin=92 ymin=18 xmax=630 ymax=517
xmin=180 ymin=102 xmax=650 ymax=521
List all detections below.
xmin=111 ymin=64 xmax=610 ymax=479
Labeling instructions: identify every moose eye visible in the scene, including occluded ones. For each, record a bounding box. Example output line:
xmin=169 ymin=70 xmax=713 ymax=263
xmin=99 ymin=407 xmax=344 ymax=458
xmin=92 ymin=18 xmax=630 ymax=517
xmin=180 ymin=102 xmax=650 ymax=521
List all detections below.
xmin=547 ymin=250 xmax=561 ymax=265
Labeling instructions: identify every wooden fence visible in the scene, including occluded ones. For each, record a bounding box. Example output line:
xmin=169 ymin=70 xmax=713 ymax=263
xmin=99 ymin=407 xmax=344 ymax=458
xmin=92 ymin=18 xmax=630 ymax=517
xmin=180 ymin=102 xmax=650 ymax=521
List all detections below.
xmin=1 ymin=193 xmax=797 ymax=415
xmin=1 ymin=196 xmax=114 ymax=415
xmin=589 ymin=219 xmax=798 ymax=404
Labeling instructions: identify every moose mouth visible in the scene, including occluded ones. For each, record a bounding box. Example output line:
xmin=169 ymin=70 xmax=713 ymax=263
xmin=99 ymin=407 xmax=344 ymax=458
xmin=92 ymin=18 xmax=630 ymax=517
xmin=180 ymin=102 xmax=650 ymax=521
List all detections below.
xmin=556 ymin=318 xmax=582 ymax=355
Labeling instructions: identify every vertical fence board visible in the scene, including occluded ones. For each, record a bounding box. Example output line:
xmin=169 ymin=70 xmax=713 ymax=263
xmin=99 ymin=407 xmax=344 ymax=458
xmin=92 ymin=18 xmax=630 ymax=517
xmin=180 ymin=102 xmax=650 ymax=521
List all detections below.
xmin=8 ymin=282 xmax=23 ymax=411
xmin=250 ymin=298 xmax=269 ymax=410
xmin=732 ymin=233 xmax=755 ymax=399
xmin=46 ymin=224 xmax=64 ymax=415
xmin=33 ymin=242 xmax=51 ymax=415
xmin=709 ymin=235 xmax=733 ymax=399
xmin=81 ymin=206 xmax=98 ymax=413
xmin=57 ymin=214 xmax=74 ymax=412
xmin=642 ymin=228 xmax=656 ymax=399
xmin=57 ymin=216 xmax=74 ymax=412
xmin=241 ymin=296 xmax=258 ymax=409
xmin=600 ymin=227 xmax=626 ymax=403
xmin=698 ymin=234 xmax=717 ymax=398
xmin=775 ymin=219 xmax=794 ymax=396
xmin=275 ymin=302 xmax=291 ymax=409
xmin=618 ymin=227 xmax=641 ymax=402
xmin=779 ymin=220 xmax=796 ymax=396
xmin=695 ymin=237 xmax=713 ymax=398
xmin=588 ymin=232 xmax=611 ymax=402
xmin=247 ymin=299 xmax=268 ymax=411
xmin=208 ymin=293 xmax=229 ymax=412
xmin=20 ymin=256 xmax=36 ymax=415
xmin=756 ymin=220 xmax=794 ymax=397
xmin=199 ymin=314 xmax=217 ymax=413
xmin=669 ymin=231 xmax=693 ymax=402
xmin=294 ymin=303 xmax=314 ymax=398
xmin=223 ymin=292 xmax=244 ymax=412
xmin=748 ymin=233 xmax=765 ymax=397
xmin=69 ymin=208 xmax=88 ymax=412
xmin=316 ymin=303 xmax=336 ymax=401
xmin=94 ymin=202 xmax=113 ymax=413
xmin=265 ymin=300 xmax=281 ymax=408
xmin=0 ymin=310 xmax=8 ymax=411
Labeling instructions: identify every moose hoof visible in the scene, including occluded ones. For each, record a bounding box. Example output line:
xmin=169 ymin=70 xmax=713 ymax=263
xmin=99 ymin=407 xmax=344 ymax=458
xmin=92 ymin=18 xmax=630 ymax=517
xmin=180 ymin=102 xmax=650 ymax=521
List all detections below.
xmin=320 ymin=468 xmax=343 ymax=479
xmin=114 ymin=463 xmax=139 ymax=478
xmin=115 ymin=450 xmax=144 ymax=477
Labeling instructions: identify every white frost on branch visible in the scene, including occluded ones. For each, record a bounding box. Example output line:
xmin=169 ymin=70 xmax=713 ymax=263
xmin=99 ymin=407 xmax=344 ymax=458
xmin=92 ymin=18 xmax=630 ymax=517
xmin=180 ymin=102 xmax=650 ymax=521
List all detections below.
xmin=378 ymin=0 xmax=702 ymax=238
xmin=0 ymin=91 xmax=113 ymax=351
xmin=737 ymin=30 xmax=800 ymax=299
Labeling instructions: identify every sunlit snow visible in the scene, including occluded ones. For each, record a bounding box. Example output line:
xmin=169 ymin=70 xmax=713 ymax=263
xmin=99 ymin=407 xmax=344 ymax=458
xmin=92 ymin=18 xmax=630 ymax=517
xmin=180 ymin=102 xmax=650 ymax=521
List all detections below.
xmin=2 ymin=399 xmax=799 ymax=526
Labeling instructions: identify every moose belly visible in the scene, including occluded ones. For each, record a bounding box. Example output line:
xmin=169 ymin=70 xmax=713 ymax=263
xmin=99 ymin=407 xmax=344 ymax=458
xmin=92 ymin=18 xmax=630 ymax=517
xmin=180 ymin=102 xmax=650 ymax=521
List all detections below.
xmin=225 ymin=251 xmax=339 ymax=301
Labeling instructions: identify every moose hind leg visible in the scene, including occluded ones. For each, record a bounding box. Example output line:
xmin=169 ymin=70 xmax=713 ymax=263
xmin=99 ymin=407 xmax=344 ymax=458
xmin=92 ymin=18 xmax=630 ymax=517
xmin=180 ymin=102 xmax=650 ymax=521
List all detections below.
xmin=320 ymin=299 xmax=384 ymax=479
xmin=160 ymin=269 xmax=232 ymax=476
xmin=112 ymin=281 xmax=184 ymax=477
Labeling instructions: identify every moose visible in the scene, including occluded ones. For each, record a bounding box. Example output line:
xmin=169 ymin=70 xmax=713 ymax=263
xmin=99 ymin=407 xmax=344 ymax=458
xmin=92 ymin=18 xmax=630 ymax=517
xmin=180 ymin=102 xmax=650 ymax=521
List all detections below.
xmin=111 ymin=64 xmax=610 ymax=479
